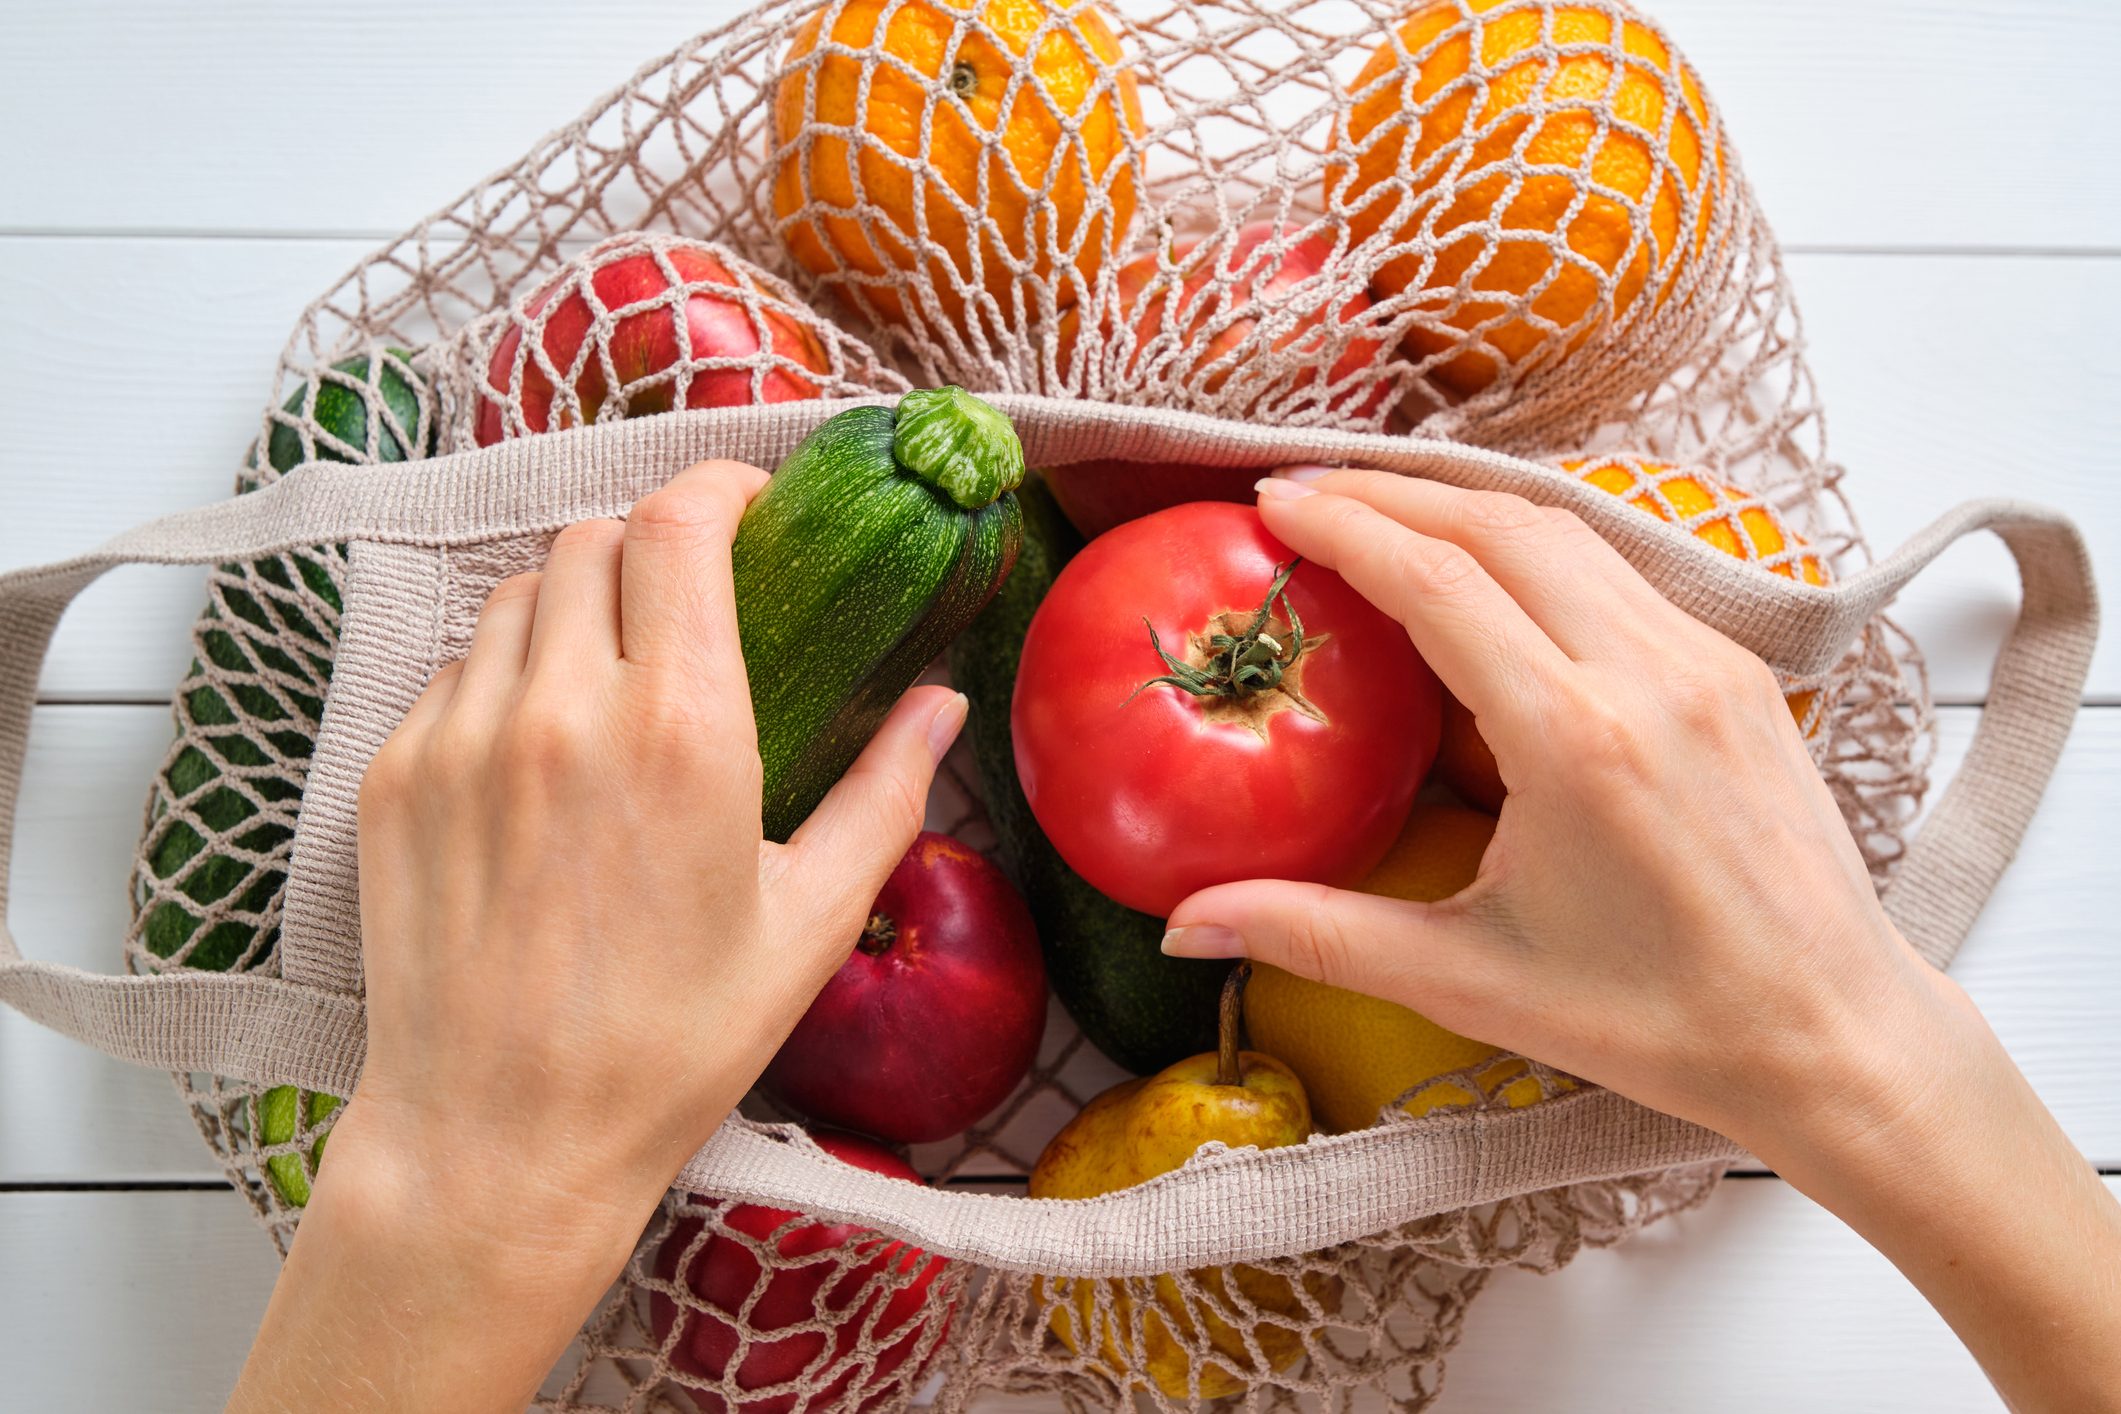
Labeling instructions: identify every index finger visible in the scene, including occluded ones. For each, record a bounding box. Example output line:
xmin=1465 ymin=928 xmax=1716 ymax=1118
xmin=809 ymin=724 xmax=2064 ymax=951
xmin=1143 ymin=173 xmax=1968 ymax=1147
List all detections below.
xmin=618 ymin=459 xmax=770 ymax=683
xmin=1254 ymin=478 xmax=1573 ymax=740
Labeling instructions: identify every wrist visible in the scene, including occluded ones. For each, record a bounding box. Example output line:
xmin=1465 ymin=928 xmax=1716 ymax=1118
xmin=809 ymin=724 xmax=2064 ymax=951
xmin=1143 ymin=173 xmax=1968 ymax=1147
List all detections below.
xmin=1723 ymin=931 xmax=1993 ymax=1185
xmin=1738 ymin=955 xmax=2005 ymax=1200
xmin=311 ymin=1097 xmax=660 ymax=1296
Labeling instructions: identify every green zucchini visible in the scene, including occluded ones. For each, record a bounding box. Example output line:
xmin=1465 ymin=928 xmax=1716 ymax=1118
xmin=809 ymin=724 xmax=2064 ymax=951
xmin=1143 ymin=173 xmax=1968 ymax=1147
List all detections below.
xmin=737 ymin=387 xmax=1023 ymax=841
xmin=948 ymin=477 xmax=1227 ymax=1075
xmin=144 ymin=351 xmax=436 ymax=973
xmin=257 ymin=1085 xmax=341 ymax=1207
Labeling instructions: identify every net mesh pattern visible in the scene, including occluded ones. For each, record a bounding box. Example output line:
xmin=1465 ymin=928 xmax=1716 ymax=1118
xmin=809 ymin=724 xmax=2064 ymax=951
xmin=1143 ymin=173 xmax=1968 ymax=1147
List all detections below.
xmin=126 ymin=0 xmax=1934 ymax=1407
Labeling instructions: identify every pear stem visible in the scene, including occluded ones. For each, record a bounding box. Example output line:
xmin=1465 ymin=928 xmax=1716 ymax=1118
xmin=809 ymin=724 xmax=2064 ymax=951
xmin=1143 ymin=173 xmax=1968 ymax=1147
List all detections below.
xmin=1215 ymin=962 xmax=1252 ymax=1088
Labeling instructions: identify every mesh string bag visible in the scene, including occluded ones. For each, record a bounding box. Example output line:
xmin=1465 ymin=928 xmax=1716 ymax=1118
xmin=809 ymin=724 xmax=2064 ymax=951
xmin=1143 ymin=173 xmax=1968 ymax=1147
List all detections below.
xmin=93 ymin=0 xmax=1964 ymax=1408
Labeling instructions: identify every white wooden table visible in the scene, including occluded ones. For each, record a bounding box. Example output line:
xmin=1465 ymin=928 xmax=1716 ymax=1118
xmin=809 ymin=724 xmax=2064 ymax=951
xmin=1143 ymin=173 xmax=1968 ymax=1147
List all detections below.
xmin=1 ymin=2 xmax=2115 ymax=1409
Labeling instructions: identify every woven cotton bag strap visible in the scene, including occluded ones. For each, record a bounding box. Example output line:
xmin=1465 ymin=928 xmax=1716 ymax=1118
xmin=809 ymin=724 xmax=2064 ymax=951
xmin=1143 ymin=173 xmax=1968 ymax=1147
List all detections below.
xmin=0 ymin=404 xmax=2097 ymax=1267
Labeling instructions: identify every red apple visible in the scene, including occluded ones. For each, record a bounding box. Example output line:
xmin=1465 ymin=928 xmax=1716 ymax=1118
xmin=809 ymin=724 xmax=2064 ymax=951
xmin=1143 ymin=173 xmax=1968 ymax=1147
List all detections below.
xmin=762 ymin=833 xmax=1045 ymax=1144
xmin=1060 ymin=220 xmax=1392 ymax=424
xmin=649 ymin=1130 xmax=949 ymax=1414
xmin=474 ymin=239 xmax=831 ymax=445
xmin=1040 ymin=459 xmax=1258 ymax=540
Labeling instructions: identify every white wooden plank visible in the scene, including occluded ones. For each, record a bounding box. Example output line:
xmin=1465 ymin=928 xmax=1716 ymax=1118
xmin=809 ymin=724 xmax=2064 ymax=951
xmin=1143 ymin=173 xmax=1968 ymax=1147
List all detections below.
xmin=0 ymin=235 xmax=371 ymax=704
xmin=2 ymin=237 xmax=2114 ymax=704
xmin=0 ymin=1191 xmax=277 ymax=1413
xmin=6 ymin=704 xmax=2116 ymax=1181
xmin=1438 ymin=1176 xmax=2016 ymax=1412
xmin=0 ymin=0 xmax=742 ymax=235
xmin=0 ymin=706 xmax=223 ymax=1182
xmin=1721 ymin=705 xmax=2121 ymax=1171
xmin=2 ymin=2 xmax=2115 ymax=251
xmin=1796 ymin=252 xmax=2121 ymax=706
xmin=11 ymin=1182 xmax=2088 ymax=1412
xmin=1654 ymin=0 xmax=2121 ymax=253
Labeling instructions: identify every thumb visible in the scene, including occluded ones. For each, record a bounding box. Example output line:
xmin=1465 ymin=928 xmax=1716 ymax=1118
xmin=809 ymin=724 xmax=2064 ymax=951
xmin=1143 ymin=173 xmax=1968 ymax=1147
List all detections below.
xmin=772 ymin=685 xmax=966 ymax=947
xmin=1164 ymin=878 xmax=1496 ymax=1019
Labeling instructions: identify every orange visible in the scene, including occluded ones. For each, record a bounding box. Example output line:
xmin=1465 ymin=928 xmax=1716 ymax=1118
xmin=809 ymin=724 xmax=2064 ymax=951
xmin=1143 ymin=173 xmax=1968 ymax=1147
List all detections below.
xmin=1433 ymin=688 xmax=1505 ymax=815
xmin=1326 ymin=0 xmax=1723 ymax=395
xmin=1567 ymin=455 xmax=1829 ymax=734
xmin=1564 ymin=456 xmax=1828 ymax=586
xmin=1244 ymin=805 xmax=1562 ymax=1133
xmin=771 ymin=0 xmax=1143 ymax=336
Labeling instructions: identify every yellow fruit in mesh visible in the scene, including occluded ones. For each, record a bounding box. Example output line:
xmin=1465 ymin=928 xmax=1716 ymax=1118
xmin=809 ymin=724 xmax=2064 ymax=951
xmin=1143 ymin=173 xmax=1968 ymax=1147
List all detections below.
xmin=771 ymin=0 xmax=1143 ymax=334
xmin=1245 ymin=804 xmax=1558 ymax=1134
xmin=1327 ymin=0 xmax=1723 ymax=395
xmin=1040 ymin=1263 xmax=1340 ymax=1400
xmin=1031 ymin=1047 xmax=1336 ymax=1397
xmin=1564 ymin=455 xmax=1829 ymax=733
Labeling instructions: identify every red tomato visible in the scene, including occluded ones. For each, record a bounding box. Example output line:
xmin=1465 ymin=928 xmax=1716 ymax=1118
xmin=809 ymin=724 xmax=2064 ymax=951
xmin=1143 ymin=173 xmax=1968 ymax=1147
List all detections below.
xmin=1012 ymin=502 xmax=1438 ymax=916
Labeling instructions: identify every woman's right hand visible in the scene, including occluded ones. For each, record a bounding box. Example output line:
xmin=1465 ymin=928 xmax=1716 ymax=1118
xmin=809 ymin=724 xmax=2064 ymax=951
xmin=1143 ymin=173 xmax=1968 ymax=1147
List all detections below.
xmin=1163 ymin=466 xmax=1956 ymax=1155
xmin=1163 ymin=467 xmax=2121 ymax=1413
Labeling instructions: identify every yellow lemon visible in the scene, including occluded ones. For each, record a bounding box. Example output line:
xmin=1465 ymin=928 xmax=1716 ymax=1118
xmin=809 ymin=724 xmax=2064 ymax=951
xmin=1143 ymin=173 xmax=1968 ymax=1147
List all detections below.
xmin=1244 ymin=804 xmax=1554 ymax=1132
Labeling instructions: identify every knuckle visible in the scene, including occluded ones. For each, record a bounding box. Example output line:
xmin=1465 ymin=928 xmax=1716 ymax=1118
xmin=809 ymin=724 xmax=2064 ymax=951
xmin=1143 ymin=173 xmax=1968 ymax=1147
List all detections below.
xmin=1662 ymin=670 xmax=1725 ymax=730
xmin=498 ymin=699 xmax=591 ymax=780
xmin=1538 ymin=504 xmax=1596 ymax=546
xmin=630 ymin=479 xmax=735 ymax=543
xmin=1458 ymin=491 xmax=1547 ymax=539
xmin=854 ymin=761 xmax=927 ymax=840
xmin=1552 ymin=692 xmax=1645 ymax=779
xmin=480 ymin=571 xmax=542 ymax=618
xmin=357 ymin=741 xmax=413 ymax=821
xmin=1392 ymin=535 xmax=1484 ymax=598
xmin=549 ymin=516 xmax=624 ymax=557
xmin=1280 ymin=886 xmax=1361 ymax=987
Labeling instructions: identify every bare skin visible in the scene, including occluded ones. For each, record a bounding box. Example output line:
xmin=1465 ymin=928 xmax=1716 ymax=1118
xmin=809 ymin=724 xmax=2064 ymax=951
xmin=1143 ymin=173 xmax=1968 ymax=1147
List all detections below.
xmin=231 ymin=460 xmax=2118 ymax=1413
xmin=1162 ymin=467 xmax=2121 ymax=1414
xmin=229 ymin=461 xmax=965 ymax=1412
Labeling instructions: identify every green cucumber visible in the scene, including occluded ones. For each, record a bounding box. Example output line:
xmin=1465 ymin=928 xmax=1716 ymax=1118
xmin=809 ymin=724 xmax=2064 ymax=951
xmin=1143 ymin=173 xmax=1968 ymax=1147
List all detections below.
xmin=948 ymin=477 xmax=1227 ymax=1075
xmin=736 ymin=387 xmax=1023 ymax=841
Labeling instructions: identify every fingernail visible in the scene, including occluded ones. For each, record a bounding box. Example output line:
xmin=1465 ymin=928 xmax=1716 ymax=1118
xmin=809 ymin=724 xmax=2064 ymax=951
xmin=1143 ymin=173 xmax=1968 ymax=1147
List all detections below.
xmin=1255 ymin=477 xmax=1317 ymax=501
xmin=1276 ymin=463 xmax=1335 ymax=482
xmin=927 ymin=692 xmax=969 ymax=764
xmin=1161 ymin=925 xmax=1244 ymax=958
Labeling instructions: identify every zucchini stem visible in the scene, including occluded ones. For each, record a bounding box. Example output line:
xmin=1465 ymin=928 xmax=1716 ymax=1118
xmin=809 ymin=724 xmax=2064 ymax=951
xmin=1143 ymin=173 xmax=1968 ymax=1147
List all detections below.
xmin=892 ymin=386 xmax=1024 ymax=510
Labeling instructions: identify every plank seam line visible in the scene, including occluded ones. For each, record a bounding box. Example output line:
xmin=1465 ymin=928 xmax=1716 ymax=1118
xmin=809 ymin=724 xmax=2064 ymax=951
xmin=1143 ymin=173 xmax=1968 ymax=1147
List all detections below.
xmin=1 ymin=228 xmax=2119 ymax=260
xmin=0 ymin=1180 xmax=236 ymax=1192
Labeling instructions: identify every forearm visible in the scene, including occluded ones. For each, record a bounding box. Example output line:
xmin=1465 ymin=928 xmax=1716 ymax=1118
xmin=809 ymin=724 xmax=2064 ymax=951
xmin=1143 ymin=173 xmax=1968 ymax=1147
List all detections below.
xmin=228 ymin=1107 xmax=659 ymax=1414
xmin=1752 ymin=972 xmax=2121 ymax=1413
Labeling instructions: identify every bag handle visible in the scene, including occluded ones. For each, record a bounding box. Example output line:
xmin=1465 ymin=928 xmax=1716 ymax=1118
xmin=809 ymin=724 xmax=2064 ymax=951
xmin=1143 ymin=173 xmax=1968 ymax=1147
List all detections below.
xmin=0 ymin=484 xmax=396 ymax=1097
xmin=0 ymin=403 xmax=858 ymax=1093
xmin=0 ymin=428 xmax=2094 ymax=1257
xmin=1843 ymin=501 xmax=2101 ymax=967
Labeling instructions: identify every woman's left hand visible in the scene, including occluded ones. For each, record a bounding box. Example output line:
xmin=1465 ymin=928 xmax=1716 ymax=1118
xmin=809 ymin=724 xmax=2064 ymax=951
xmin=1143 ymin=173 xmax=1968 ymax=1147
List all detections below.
xmin=230 ymin=459 xmax=966 ymax=1414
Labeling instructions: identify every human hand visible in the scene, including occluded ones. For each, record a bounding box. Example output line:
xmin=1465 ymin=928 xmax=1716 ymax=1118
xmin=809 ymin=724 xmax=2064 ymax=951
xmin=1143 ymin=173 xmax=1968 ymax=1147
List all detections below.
xmin=1160 ymin=467 xmax=1963 ymax=1159
xmin=1161 ymin=468 xmax=2121 ymax=1413
xmin=231 ymin=459 xmax=964 ymax=1413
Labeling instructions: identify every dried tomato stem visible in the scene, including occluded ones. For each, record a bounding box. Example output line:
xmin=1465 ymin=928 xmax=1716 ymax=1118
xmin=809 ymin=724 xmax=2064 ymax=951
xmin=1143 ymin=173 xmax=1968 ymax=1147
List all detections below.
xmin=1137 ymin=559 xmax=1307 ymax=702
